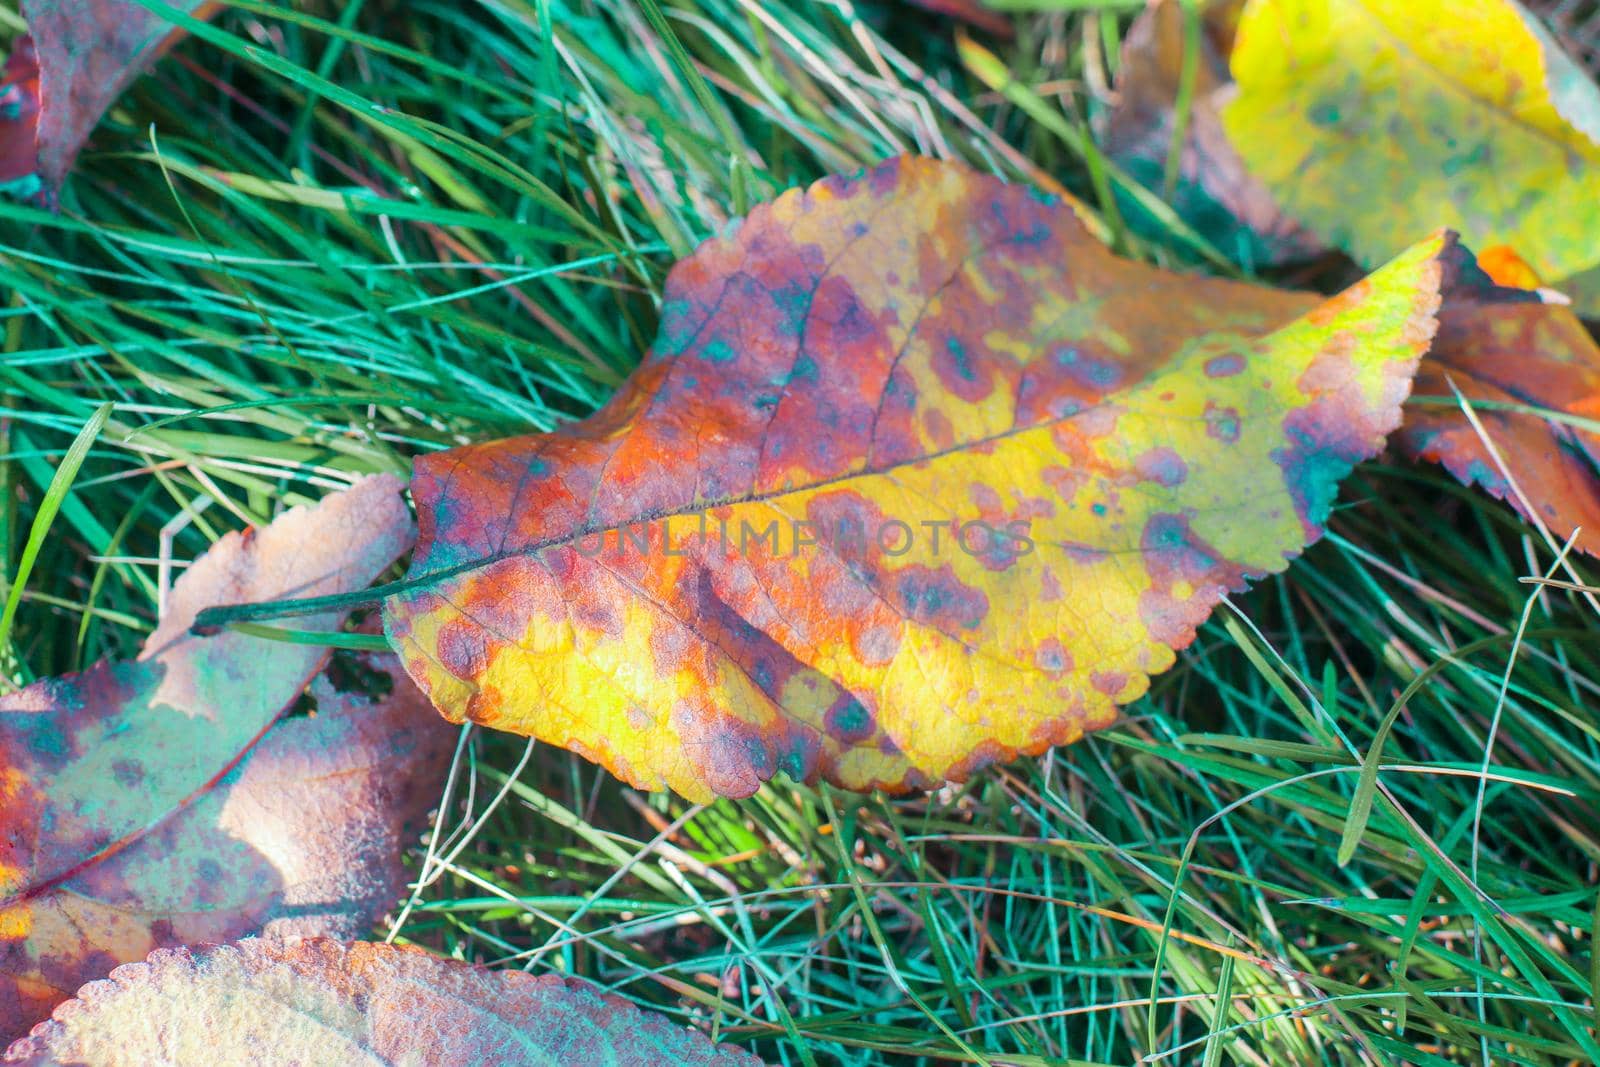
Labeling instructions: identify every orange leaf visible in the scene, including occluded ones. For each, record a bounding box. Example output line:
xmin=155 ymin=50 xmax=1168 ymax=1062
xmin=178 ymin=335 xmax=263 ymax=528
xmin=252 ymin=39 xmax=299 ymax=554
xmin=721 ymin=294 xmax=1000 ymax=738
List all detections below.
xmin=1475 ymin=245 xmax=1546 ymax=291
xmin=4 ymin=938 xmax=762 ymax=1065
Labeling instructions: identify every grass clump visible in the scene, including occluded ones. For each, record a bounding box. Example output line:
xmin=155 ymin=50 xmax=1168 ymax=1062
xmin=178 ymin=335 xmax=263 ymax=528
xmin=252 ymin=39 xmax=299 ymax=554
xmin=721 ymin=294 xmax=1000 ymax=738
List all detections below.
xmin=1 ymin=1 xmax=1596 ymax=1063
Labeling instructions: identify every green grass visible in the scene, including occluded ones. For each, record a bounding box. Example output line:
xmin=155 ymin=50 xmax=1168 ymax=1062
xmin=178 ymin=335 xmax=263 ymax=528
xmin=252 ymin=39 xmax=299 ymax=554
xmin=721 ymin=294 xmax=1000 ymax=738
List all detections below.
xmin=2 ymin=1 xmax=1598 ymax=1063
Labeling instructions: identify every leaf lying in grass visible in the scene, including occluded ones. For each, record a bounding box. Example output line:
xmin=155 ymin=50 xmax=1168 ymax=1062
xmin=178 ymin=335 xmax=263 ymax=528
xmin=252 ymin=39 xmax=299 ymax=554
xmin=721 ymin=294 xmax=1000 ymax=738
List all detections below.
xmin=3 ymin=938 xmax=764 ymax=1066
xmin=1101 ymin=0 xmax=1319 ymax=266
xmin=382 ymin=156 xmax=1458 ymax=801
xmin=1 ymin=0 xmax=219 ymax=198
xmin=0 ymin=475 xmax=441 ymax=1040
xmin=1396 ymin=250 xmax=1600 ymax=555
xmin=0 ymin=650 xmax=451 ymax=1046
xmin=1220 ymin=0 xmax=1600 ymax=302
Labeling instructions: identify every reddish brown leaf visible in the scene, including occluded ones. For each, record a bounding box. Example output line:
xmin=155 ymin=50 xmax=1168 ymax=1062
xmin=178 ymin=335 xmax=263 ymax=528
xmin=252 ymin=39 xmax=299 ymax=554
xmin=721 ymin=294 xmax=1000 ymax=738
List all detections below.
xmin=0 ymin=475 xmax=451 ymax=1040
xmin=0 ymin=37 xmax=39 ymax=192
xmin=1 ymin=1 xmax=219 ymax=197
xmin=3 ymin=938 xmax=765 ymax=1065
xmin=1397 ymin=255 xmax=1600 ymax=555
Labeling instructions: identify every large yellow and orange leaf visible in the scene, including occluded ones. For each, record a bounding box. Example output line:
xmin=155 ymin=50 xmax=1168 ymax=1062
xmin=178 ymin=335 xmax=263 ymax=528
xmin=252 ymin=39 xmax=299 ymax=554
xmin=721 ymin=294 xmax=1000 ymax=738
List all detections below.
xmin=0 ymin=476 xmax=452 ymax=1040
xmin=4 ymin=938 xmax=762 ymax=1066
xmin=382 ymin=157 xmax=1459 ymax=802
xmin=1220 ymin=0 xmax=1600 ymax=302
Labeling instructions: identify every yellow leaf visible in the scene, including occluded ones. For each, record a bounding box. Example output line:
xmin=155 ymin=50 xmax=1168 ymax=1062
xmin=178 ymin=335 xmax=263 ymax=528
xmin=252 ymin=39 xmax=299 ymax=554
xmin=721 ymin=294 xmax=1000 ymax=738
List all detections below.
xmin=1222 ymin=0 xmax=1600 ymax=295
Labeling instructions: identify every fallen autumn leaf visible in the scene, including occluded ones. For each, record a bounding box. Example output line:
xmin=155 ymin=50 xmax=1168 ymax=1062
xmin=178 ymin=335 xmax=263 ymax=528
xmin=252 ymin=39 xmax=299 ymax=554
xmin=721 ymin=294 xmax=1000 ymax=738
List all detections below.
xmin=3 ymin=937 xmax=763 ymax=1066
xmin=380 ymin=156 xmax=1463 ymax=801
xmin=0 ymin=0 xmax=219 ymax=199
xmin=0 ymin=475 xmax=450 ymax=1040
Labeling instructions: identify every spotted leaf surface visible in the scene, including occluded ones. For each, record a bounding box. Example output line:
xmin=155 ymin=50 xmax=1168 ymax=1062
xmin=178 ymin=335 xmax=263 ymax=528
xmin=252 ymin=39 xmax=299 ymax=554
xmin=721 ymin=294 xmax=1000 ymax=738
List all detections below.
xmin=1221 ymin=0 xmax=1600 ymax=300
xmin=3 ymin=938 xmax=762 ymax=1066
xmin=2 ymin=0 xmax=218 ymax=197
xmin=0 ymin=475 xmax=438 ymax=1040
xmin=383 ymin=156 xmax=1456 ymax=802
xmin=1120 ymin=246 xmax=1600 ymax=556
